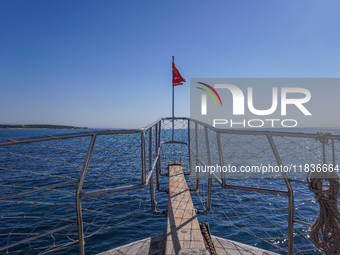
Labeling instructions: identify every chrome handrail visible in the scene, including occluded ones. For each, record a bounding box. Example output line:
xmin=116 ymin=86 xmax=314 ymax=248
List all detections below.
xmin=1 ymin=117 xmax=339 ymax=254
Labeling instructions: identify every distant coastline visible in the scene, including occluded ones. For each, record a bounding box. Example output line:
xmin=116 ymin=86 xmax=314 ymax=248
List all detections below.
xmin=0 ymin=124 xmax=88 ymax=129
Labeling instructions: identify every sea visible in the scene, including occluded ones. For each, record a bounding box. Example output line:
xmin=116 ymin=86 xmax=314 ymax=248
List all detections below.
xmin=0 ymin=127 xmax=339 ymax=255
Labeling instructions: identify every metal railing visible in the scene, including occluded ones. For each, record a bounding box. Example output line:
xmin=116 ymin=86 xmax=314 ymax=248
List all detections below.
xmin=185 ymin=118 xmax=340 ymax=254
xmin=0 ymin=117 xmax=339 ymax=254
xmin=0 ymin=126 xmax=162 ymax=254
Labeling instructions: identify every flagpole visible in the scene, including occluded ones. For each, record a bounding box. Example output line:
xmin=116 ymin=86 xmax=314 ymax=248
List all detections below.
xmin=172 ymin=56 xmax=175 ymax=141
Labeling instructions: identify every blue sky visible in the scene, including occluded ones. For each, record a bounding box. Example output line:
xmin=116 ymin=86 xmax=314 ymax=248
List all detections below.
xmin=1 ymin=0 xmax=339 ymax=128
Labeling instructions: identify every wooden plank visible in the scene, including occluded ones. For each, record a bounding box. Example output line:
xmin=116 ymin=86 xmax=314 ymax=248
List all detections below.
xmin=165 ymin=164 xmax=208 ymax=255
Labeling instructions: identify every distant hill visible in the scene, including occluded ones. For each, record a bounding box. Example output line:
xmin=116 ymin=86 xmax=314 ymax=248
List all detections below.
xmin=0 ymin=124 xmax=88 ymax=129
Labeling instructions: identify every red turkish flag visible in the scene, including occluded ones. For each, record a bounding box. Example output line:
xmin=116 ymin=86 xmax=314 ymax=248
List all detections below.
xmin=172 ymin=62 xmax=186 ymax=86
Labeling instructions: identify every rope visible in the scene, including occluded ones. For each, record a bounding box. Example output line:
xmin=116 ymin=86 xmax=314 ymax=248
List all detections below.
xmin=200 ymin=222 xmax=217 ymax=255
xmin=307 ymin=169 xmax=340 ymax=254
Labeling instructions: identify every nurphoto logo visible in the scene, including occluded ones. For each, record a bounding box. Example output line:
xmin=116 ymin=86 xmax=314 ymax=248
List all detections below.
xmin=191 ymin=78 xmax=340 ymax=128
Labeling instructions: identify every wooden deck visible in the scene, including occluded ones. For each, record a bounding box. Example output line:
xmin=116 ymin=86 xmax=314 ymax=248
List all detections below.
xmin=97 ymin=233 xmax=166 ymax=255
xmin=98 ymin=234 xmax=279 ymax=255
xmin=165 ymin=164 xmax=208 ymax=255
xmin=211 ymin=236 xmax=279 ymax=255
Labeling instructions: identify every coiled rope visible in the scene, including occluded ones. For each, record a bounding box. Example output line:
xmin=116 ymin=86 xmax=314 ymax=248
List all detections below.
xmin=307 ymin=169 xmax=340 ymax=254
